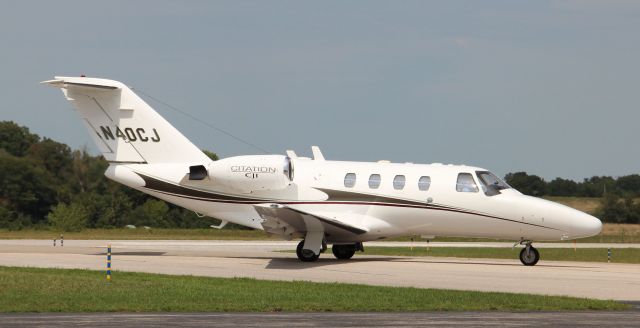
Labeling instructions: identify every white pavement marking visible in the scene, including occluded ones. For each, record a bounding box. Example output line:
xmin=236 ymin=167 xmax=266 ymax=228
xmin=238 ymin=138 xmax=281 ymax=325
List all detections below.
xmin=1 ymin=239 xmax=639 ymax=301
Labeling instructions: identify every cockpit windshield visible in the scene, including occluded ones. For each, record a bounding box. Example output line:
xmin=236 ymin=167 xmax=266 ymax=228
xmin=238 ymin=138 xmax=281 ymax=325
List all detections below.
xmin=476 ymin=171 xmax=511 ymax=196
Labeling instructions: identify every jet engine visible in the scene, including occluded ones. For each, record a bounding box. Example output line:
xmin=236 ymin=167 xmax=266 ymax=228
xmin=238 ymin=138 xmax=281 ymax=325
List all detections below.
xmin=199 ymin=155 xmax=293 ymax=193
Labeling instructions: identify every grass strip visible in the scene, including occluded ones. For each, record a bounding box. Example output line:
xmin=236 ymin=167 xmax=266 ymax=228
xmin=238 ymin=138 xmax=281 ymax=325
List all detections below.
xmin=0 ymin=266 xmax=627 ymax=312
xmin=0 ymin=228 xmax=275 ymax=240
xmin=362 ymin=247 xmax=640 ymax=264
xmin=2 ymin=223 xmax=638 ymax=243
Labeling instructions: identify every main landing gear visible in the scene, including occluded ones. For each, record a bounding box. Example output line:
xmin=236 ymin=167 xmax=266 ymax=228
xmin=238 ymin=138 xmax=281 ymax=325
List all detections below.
xmin=332 ymin=243 xmax=364 ymax=260
xmin=518 ymin=241 xmax=540 ymax=266
xmin=296 ymin=240 xmax=363 ymax=262
xmin=296 ymin=240 xmax=321 ymax=262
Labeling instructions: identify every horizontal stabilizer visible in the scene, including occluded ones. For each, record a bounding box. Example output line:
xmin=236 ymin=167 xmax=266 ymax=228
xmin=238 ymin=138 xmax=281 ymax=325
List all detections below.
xmin=41 ymin=77 xmax=122 ymax=91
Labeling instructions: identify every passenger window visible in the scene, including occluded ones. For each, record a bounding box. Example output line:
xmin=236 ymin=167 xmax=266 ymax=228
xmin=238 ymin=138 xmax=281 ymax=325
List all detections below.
xmin=456 ymin=173 xmax=479 ymax=192
xmin=369 ymin=174 xmax=381 ymax=189
xmin=418 ymin=176 xmax=431 ymax=191
xmin=344 ymin=173 xmax=356 ymax=188
xmin=393 ymin=175 xmax=406 ymax=190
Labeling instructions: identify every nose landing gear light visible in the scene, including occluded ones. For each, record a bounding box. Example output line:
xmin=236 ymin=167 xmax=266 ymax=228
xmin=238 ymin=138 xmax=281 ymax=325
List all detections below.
xmin=519 ymin=243 xmax=540 ymax=266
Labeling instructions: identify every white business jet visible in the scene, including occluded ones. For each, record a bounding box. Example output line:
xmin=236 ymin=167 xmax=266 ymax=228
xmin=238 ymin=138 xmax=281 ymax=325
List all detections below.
xmin=43 ymin=76 xmax=602 ymax=265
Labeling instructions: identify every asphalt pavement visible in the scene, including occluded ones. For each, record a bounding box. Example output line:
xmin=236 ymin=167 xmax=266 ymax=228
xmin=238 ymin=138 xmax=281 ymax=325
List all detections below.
xmin=2 ymin=309 xmax=640 ymax=328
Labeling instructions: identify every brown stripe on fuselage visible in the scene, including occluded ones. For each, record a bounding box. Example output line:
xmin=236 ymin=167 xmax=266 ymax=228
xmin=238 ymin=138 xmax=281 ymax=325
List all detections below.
xmin=136 ymin=173 xmax=562 ymax=232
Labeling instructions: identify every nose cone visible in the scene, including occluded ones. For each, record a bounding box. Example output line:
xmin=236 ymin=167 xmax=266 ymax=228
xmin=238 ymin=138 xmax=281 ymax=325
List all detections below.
xmin=572 ymin=212 xmax=602 ymax=239
xmin=518 ymin=196 xmax=603 ymax=240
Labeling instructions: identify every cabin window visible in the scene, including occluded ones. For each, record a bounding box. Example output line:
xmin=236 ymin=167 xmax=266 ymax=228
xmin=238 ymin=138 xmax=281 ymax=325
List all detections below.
xmin=456 ymin=173 xmax=479 ymax=192
xmin=369 ymin=174 xmax=381 ymax=189
xmin=393 ymin=175 xmax=406 ymax=190
xmin=344 ymin=173 xmax=356 ymax=188
xmin=418 ymin=176 xmax=431 ymax=191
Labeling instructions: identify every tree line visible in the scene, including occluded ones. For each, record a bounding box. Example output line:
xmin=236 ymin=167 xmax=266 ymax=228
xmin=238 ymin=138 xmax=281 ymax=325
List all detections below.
xmin=504 ymin=172 xmax=640 ymax=224
xmin=0 ymin=121 xmax=638 ymax=230
xmin=0 ymin=121 xmax=224 ymax=231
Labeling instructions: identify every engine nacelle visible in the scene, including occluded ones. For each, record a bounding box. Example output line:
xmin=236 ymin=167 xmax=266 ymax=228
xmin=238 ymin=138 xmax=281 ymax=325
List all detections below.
xmin=207 ymin=155 xmax=293 ymax=193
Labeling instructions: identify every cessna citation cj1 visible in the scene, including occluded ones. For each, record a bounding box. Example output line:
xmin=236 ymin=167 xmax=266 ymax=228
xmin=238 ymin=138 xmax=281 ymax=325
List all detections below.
xmin=43 ymin=76 xmax=602 ymax=266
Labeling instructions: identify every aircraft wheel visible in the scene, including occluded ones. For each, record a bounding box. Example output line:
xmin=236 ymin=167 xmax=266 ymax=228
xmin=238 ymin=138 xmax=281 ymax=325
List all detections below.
xmin=519 ymin=246 xmax=540 ymax=266
xmin=332 ymin=244 xmax=356 ymax=260
xmin=296 ymin=240 xmax=320 ymax=262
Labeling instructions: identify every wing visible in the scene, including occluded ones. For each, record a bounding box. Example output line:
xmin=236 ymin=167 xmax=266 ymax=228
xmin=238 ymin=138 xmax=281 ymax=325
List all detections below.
xmin=254 ymin=204 xmax=368 ymax=242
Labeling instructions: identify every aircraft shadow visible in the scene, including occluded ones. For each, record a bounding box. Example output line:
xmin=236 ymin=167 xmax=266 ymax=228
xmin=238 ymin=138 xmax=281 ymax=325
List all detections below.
xmin=259 ymin=255 xmax=598 ymax=269
xmin=263 ymin=256 xmax=398 ymax=269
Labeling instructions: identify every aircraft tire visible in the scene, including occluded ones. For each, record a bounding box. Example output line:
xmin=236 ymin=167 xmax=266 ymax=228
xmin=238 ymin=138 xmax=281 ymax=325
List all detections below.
xmin=519 ymin=246 xmax=540 ymax=266
xmin=332 ymin=244 xmax=356 ymax=260
xmin=296 ymin=240 xmax=320 ymax=262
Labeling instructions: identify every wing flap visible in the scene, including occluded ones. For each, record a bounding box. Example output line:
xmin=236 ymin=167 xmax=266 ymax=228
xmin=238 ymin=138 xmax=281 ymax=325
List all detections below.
xmin=254 ymin=204 xmax=368 ymax=240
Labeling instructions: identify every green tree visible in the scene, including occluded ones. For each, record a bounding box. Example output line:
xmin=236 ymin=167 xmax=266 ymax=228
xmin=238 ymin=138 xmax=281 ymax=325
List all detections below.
xmin=0 ymin=121 xmax=40 ymax=157
xmin=202 ymin=149 xmax=219 ymax=161
xmin=598 ymin=194 xmax=622 ymax=223
xmin=131 ymin=199 xmax=170 ymax=227
xmin=69 ymin=148 xmax=109 ymax=194
xmin=616 ymin=174 xmax=640 ymax=196
xmin=0 ymin=151 xmax=56 ymax=222
xmin=0 ymin=205 xmax=31 ymax=230
xmin=47 ymin=202 xmax=89 ymax=232
xmin=504 ymin=172 xmax=547 ymax=196
xmin=578 ymin=176 xmax=615 ymax=197
xmin=548 ymin=178 xmax=578 ymax=196
xmin=27 ymin=138 xmax=72 ymax=177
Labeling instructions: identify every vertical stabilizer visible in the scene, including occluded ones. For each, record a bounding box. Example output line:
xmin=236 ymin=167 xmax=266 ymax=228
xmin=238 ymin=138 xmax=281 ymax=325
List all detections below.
xmin=42 ymin=76 xmax=211 ymax=164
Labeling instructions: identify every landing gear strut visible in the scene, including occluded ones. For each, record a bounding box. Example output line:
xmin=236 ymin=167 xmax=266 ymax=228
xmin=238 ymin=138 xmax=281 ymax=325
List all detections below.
xmin=519 ymin=241 xmax=540 ymax=266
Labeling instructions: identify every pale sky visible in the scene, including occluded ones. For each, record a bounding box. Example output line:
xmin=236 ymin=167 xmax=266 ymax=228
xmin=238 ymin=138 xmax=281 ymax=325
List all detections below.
xmin=1 ymin=1 xmax=639 ymax=180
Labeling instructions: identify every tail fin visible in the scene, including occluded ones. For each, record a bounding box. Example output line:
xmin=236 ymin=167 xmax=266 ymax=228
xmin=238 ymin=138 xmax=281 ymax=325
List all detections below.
xmin=42 ymin=76 xmax=211 ymax=164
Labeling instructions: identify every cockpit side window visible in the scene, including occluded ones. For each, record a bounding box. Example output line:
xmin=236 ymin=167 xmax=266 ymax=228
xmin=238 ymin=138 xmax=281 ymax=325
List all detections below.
xmin=456 ymin=173 xmax=479 ymax=193
xmin=476 ymin=171 xmax=510 ymax=196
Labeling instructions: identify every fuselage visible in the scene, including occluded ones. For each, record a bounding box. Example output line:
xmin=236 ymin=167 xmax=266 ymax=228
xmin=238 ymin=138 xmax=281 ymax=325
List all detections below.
xmin=45 ymin=75 xmax=604 ymax=264
xmin=108 ymin=156 xmax=603 ymax=243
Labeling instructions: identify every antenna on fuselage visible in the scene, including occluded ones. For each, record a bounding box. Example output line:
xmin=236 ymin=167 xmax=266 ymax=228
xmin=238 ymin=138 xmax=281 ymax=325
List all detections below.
xmin=311 ymin=146 xmax=325 ymax=161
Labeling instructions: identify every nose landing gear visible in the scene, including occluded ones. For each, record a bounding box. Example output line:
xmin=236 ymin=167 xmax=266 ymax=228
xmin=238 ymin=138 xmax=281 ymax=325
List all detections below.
xmin=518 ymin=241 xmax=540 ymax=266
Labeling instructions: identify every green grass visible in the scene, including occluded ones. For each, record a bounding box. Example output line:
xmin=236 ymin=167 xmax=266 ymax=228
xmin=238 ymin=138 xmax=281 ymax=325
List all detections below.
xmin=2 ymin=222 xmax=639 ymax=243
xmin=362 ymin=247 xmax=640 ymax=264
xmin=0 ymin=228 xmax=275 ymax=240
xmin=0 ymin=266 xmax=627 ymax=312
